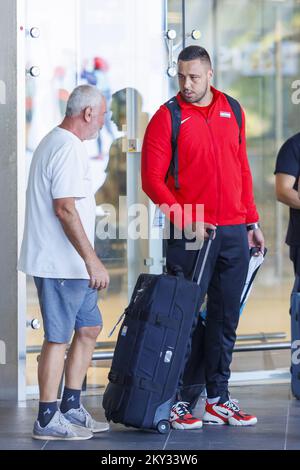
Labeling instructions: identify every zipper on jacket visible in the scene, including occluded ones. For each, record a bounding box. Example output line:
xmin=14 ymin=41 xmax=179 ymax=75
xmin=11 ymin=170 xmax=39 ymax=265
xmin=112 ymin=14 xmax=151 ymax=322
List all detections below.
xmin=180 ymin=92 xmax=223 ymax=226
xmin=203 ymin=114 xmax=220 ymax=226
xmin=192 ymin=93 xmax=221 ymax=226
xmin=181 ymin=91 xmax=235 ymax=226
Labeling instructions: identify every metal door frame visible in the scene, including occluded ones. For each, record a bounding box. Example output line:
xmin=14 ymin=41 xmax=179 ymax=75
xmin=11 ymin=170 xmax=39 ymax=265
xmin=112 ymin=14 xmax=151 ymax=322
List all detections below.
xmin=0 ymin=0 xmax=27 ymax=401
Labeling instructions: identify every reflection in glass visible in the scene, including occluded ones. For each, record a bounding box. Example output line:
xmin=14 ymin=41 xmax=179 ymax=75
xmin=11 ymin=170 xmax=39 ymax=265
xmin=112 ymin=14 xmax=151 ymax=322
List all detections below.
xmin=184 ymin=0 xmax=300 ymax=374
xmin=25 ymin=0 xmax=166 ymax=395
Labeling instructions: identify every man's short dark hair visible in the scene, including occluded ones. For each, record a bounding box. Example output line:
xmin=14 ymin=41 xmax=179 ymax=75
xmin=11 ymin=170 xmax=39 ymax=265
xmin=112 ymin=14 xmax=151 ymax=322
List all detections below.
xmin=178 ymin=46 xmax=212 ymax=68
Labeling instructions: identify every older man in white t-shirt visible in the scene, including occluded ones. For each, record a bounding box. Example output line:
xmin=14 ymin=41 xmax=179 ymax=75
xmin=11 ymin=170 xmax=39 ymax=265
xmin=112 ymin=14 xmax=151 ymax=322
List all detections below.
xmin=19 ymin=85 xmax=110 ymax=441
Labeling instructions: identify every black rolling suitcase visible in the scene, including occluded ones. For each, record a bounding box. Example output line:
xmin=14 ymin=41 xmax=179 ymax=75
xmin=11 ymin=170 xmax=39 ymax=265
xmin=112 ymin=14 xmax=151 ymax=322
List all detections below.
xmin=103 ymin=231 xmax=214 ymax=433
xmin=291 ymin=275 xmax=300 ymax=399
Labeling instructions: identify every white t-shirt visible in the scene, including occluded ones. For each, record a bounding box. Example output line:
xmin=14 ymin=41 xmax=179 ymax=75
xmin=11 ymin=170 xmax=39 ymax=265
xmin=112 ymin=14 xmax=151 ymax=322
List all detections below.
xmin=18 ymin=127 xmax=96 ymax=279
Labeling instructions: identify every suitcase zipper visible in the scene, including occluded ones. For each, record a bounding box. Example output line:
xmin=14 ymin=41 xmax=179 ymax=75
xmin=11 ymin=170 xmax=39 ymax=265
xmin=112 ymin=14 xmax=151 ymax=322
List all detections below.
xmin=140 ymin=277 xmax=179 ymax=424
xmin=108 ymin=310 xmax=127 ymax=338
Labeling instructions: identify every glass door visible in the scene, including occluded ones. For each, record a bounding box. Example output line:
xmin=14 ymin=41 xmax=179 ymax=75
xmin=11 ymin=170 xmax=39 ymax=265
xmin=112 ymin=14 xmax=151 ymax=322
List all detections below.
xmin=25 ymin=0 xmax=168 ymax=396
xmin=179 ymin=0 xmax=300 ymax=377
xmin=76 ymin=0 xmax=168 ymax=392
xmin=25 ymin=0 xmax=78 ymax=396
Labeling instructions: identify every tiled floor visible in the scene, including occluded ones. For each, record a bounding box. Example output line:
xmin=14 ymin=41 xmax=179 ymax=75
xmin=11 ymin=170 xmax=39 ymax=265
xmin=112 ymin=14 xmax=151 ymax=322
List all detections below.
xmin=0 ymin=383 xmax=300 ymax=450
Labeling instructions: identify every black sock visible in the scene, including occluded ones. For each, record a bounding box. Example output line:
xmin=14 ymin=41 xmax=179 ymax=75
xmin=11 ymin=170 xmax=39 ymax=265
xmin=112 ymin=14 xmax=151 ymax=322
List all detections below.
xmin=218 ymin=392 xmax=230 ymax=404
xmin=38 ymin=402 xmax=58 ymax=428
xmin=60 ymin=387 xmax=81 ymax=413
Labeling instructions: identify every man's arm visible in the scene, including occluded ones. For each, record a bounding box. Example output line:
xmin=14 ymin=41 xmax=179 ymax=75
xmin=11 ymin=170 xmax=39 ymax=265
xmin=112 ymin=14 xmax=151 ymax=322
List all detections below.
xmin=239 ymin=108 xmax=260 ymax=225
xmin=142 ymin=106 xmax=216 ymax=239
xmin=141 ymin=106 xmax=192 ymax=230
xmin=53 ymin=197 xmax=109 ymax=290
xmin=275 ymin=173 xmax=300 ymax=209
xmin=275 ymin=136 xmax=300 ymax=208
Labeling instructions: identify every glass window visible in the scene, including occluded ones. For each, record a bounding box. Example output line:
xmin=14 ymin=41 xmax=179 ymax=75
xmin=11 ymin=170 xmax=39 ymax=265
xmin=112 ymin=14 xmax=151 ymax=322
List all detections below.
xmin=25 ymin=0 xmax=78 ymax=395
xmin=184 ymin=0 xmax=300 ymax=376
xmin=25 ymin=0 xmax=168 ymax=396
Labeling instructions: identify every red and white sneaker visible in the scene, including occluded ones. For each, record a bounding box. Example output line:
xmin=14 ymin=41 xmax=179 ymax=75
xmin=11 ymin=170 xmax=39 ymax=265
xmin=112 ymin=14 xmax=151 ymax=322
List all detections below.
xmin=170 ymin=401 xmax=203 ymax=430
xmin=203 ymin=399 xmax=257 ymax=426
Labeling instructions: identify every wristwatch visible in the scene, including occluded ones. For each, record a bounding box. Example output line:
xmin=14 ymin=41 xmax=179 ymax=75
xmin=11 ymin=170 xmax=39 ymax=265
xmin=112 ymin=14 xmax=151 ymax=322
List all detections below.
xmin=247 ymin=222 xmax=260 ymax=231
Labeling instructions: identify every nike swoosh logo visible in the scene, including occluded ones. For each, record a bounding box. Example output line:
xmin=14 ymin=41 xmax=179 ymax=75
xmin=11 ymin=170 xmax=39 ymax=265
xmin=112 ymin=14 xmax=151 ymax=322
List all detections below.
xmin=69 ymin=417 xmax=84 ymax=425
xmin=216 ymin=409 xmax=230 ymax=417
xmin=181 ymin=117 xmax=191 ymax=124
xmin=56 ymin=430 xmax=70 ymax=437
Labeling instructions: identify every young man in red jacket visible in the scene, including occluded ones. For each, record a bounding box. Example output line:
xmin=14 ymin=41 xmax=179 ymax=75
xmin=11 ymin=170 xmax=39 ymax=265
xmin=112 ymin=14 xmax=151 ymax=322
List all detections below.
xmin=142 ymin=46 xmax=265 ymax=430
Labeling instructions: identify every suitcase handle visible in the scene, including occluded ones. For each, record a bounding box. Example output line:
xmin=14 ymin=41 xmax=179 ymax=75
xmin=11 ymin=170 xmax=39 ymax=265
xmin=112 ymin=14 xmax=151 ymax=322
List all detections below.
xmin=168 ymin=264 xmax=185 ymax=278
xmin=192 ymin=228 xmax=215 ymax=286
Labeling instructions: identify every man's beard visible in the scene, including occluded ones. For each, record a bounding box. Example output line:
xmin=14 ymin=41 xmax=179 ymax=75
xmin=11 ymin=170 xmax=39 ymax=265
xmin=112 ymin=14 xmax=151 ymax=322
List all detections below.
xmin=87 ymin=130 xmax=100 ymax=140
xmin=183 ymin=82 xmax=209 ymax=104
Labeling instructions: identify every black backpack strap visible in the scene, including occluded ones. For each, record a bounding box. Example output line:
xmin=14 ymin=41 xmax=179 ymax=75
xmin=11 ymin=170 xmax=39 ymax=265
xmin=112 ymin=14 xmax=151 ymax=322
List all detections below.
xmin=223 ymin=93 xmax=243 ymax=144
xmin=164 ymin=96 xmax=181 ymax=190
xmin=164 ymin=93 xmax=242 ymax=190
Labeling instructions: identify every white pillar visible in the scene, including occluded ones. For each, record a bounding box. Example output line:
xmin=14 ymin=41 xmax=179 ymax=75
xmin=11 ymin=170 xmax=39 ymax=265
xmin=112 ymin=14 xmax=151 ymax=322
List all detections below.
xmin=0 ymin=0 xmax=26 ymax=401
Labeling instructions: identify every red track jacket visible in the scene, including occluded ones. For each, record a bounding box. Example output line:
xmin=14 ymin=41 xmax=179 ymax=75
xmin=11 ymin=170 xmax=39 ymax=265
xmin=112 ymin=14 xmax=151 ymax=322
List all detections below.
xmin=141 ymin=87 xmax=259 ymax=229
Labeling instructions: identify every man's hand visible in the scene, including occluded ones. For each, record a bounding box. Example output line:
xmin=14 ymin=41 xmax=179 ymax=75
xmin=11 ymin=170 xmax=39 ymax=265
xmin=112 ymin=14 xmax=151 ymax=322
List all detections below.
xmin=53 ymin=198 xmax=110 ymax=290
xmin=85 ymin=256 xmax=110 ymax=291
xmin=203 ymin=223 xmax=217 ymax=240
xmin=248 ymin=227 xmax=265 ymax=256
xmin=185 ymin=222 xmax=217 ymax=242
xmin=183 ymin=222 xmax=217 ymax=250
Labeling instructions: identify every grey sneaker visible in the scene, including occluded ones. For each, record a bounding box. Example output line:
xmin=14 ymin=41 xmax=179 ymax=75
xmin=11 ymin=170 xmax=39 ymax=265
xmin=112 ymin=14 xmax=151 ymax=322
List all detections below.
xmin=63 ymin=405 xmax=110 ymax=433
xmin=32 ymin=410 xmax=93 ymax=441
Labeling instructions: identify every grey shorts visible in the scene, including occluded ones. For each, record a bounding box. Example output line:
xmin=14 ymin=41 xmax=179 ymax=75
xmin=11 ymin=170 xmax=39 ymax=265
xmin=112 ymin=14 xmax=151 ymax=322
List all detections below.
xmin=34 ymin=277 xmax=103 ymax=344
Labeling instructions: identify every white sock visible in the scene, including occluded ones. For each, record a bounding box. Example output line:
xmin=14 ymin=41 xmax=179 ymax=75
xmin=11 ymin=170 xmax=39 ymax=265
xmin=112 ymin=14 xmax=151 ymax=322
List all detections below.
xmin=207 ymin=396 xmax=220 ymax=404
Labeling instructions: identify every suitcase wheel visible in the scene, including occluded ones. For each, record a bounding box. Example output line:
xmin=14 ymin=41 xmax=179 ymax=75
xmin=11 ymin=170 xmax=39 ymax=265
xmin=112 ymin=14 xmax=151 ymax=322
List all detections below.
xmin=157 ymin=420 xmax=170 ymax=434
